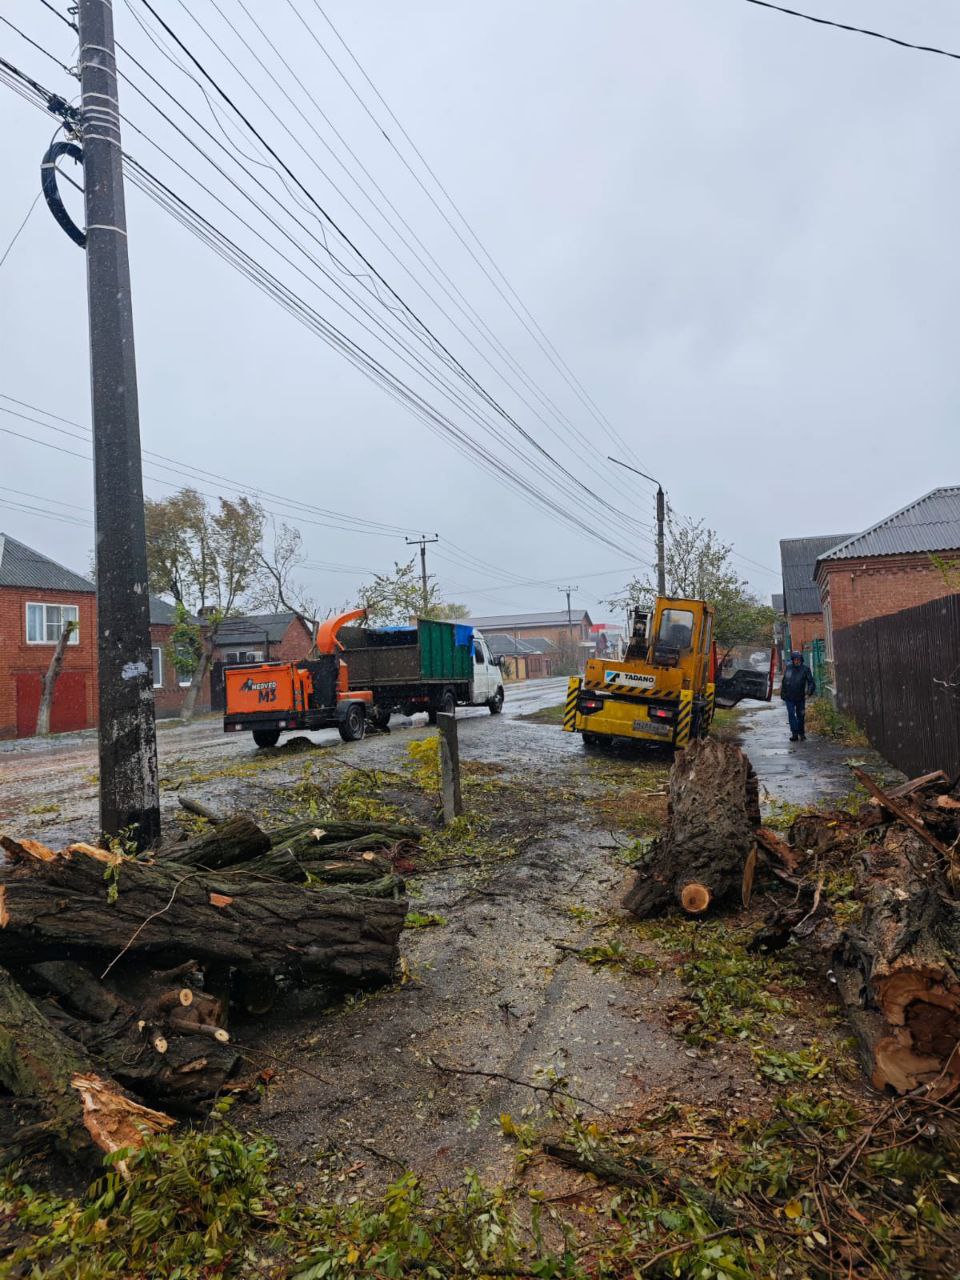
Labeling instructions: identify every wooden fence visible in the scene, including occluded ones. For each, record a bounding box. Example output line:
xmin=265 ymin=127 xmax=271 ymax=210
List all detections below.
xmin=833 ymin=593 xmax=960 ymax=780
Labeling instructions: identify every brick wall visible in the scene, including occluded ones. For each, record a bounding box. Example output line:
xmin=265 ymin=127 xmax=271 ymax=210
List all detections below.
xmin=0 ymin=586 xmax=97 ymax=738
xmin=818 ymin=552 xmax=958 ymax=633
xmin=786 ymin=612 xmax=826 ymax=651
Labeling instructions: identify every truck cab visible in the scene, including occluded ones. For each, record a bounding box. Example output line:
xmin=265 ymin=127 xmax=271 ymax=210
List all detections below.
xmin=470 ymin=631 xmax=502 ymax=708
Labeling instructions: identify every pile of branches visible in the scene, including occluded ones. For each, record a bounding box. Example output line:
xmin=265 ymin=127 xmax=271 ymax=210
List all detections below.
xmin=752 ymin=767 xmax=960 ymax=1098
xmin=623 ymin=744 xmax=960 ymax=1097
xmin=0 ymin=806 xmax=417 ymax=1166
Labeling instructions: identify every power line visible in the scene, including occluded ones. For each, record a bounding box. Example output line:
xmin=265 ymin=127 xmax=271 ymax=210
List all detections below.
xmin=303 ymin=0 xmax=641 ymax=464
xmin=0 ymin=190 xmax=42 ymax=271
xmin=741 ymin=0 xmax=960 ymax=62
xmin=175 ymin=0 xmax=649 ymax=515
xmin=127 ymin=1 xmax=650 ymax=541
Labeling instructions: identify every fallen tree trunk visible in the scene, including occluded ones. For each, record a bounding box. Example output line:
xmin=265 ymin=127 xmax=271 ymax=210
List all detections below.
xmin=160 ymin=814 xmax=271 ymax=869
xmin=0 ymin=966 xmax=173 ymax=1161
xmin=623 ymin=739 xmax=760 ymax=918
xmin=835 ymin=826 xmax=960 ymax=1095
xmin=0 ymin=844 xmax=406 ymax=985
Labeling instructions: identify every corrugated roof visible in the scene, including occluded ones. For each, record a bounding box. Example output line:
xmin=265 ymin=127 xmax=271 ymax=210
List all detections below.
xmin=0 ymin=533 xmax=95 ymax=593
xmin=819 ymin=486 xmax=960 ymax=562
xmin=465 ymin=609 xmax=592 ymax=630
xmin=213 ymin=611 xmax=308 ymax=647
xmin=149 ymin=596 xmax=202 ymax=626
xmin=780 ymin=534 xmax=852 ymax=615
xmin=486 ymin=633 xmax=556 ymax=656
xmin=771 ymin=593 xmax=785 ymax=613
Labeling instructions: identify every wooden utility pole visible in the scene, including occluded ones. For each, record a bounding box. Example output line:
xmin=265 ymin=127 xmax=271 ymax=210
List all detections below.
xmin=77 ymin=0 xmax=160 ymax=846
xmin=557 ymin=585 xmax=579 ymax=640
xmin=607 ymin=458 xmax=666 ymax=596
xmin=405 ymin=533 xmax=439 ymax=612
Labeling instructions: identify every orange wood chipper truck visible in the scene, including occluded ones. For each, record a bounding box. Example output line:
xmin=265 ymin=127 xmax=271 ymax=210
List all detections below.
xmin=222 ymin=608 xmax=373 ymax=748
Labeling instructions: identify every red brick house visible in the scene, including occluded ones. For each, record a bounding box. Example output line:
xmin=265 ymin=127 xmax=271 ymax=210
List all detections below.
xmin=0 ymin=534 xmax=212 ymax=738
xmin=815 ymin=486 xmax=960 ymax=646
xmin=0 ymin=533 xmax=98 ymax=738
xmin=779 ymin=533 xmax=852 ymax=653
xmin=462 ymin=610 xmax=593 ymax=650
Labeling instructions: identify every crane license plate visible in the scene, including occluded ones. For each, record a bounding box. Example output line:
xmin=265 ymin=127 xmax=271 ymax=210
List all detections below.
xmin=634 ymin=719 xmax=670 ymax=736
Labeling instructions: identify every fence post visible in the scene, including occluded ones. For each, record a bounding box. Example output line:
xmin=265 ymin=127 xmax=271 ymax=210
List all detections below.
xmin=437 ymin=712 xmax=463 ymax=825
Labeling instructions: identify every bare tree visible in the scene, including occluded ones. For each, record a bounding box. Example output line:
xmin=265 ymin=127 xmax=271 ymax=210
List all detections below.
xmin=35 ymin=620 xmax=77 ymax=736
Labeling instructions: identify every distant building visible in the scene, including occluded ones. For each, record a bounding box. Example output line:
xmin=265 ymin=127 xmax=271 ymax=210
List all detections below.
xmin=485 ymin=633 xmax=554 ymax=681
xmin=779 ymin=533 xmax=852 ymax=653
xmin=815 ymin=486 xmax=960 ymax=642
xmin=463 ymin=609 xmax=593 ymax=650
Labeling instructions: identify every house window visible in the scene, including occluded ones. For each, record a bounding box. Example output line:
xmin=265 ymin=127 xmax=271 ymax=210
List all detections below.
xmin=26 ymin=602 xmax=80 ymax=645
xmin=151 ymin=646 xmax=164 ymax=689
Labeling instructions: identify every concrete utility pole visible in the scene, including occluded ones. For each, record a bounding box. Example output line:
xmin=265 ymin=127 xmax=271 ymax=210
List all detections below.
xmin=557 ymin=585 xmax=579 ymax=641
xmin=78 ymin=0 xmax=160 ymax=847
xmin=406 ymin=534 xmax=439 ymax=613
xmin=607 ymin=457 xmax=666 ymax=597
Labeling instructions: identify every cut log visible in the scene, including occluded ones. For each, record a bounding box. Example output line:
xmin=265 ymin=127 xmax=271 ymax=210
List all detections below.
xmin=0 ymin=965 xmax=173 ymax=1161
xmin=834 ymin=827 xmax=960 ymax=1096
xmin=0 ymin=843 xmax=406 ymax=985
xmin=160 ymin=814 xmax=272 ymax=869
xmin=177 ymin=795 xmax=225 ymax=824
xmin=31 ymin=959 xmax=124 ymax=1022
xmin=623 ymin=739 xmax=760 ymax=918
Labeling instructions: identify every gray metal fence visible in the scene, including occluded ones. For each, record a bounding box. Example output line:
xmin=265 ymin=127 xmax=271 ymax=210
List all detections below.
xmin=833 ymin=593 xmax=960 ymax=780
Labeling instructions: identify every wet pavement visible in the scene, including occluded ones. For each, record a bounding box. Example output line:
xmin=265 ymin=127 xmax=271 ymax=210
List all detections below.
xmin=737 ymin=699 xmax=900 ymax=811
xmin=0 ymin=677 xmax=571 ymax=840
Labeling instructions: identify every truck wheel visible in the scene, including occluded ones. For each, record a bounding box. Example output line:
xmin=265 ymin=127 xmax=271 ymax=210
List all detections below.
xmin=488 ymin=687 xmax=504 ymax=714
xmin=582 ymin=732 xmax=601 ymax=750
xmin=338 ymin=704 xmax=366 ymax=742
xmin=252 ymin=729 xmax=281 ymax=749
xmin=440 ymin=688 xmax=456 ymax=716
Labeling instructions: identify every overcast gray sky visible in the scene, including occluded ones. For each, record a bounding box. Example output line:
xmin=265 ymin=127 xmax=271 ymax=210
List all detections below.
xmin=2 ymin=0 xmax=958 ymax=621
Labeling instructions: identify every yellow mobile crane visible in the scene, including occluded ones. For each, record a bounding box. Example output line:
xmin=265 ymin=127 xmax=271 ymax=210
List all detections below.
xmin=563 ymin=596 xmax=717 ymax=750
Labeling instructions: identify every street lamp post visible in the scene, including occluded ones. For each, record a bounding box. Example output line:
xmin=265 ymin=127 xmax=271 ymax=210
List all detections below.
xmin=607 ymin=457 xmax=666 ymax=597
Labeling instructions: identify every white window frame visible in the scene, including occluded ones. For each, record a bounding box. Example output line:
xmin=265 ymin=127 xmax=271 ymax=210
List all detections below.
xmin=26 ymin=602 xmax=80 ymax=645
xmin=151 ymin=646 xmax=164 ymax=689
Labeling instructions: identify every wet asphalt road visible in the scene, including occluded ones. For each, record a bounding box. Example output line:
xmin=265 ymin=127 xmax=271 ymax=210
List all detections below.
xmin=0 ymin=677 xmax=571 ymax=835
xmin=736 ymin=699 xmax=901 ymax=810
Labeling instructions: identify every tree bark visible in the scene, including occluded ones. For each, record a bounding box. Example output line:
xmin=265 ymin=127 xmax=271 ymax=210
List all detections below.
xmin=834 ymin=826 xmax=960 ymax=1095
xmin=160 ymin=814 xmax=272 ymax=869
xmin=0 ymin=843 xmax=406 ymax=985
xmin=623 ymin=739 xmax=760 ymax=918
xmin=35 ymin=619 xmax=77 ymax=736
xmin=0 ymin=966 xmax=173 ymax=1161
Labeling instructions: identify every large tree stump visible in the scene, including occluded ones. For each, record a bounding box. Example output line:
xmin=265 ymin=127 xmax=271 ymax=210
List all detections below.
xmin=835 ymin=827 xmax=960 ymax=1095
xmin=623 ymin=739 xmax=760 ymax=918
xmin=0 ymin=843 xmax=406 ymax=985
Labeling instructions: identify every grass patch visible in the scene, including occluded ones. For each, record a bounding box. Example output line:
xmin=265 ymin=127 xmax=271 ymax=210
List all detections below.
xmin=805 ymin=696 xmax=869 ymax=746
xmin=520 ymin=702 xmax=565 ymax=725
xmin=585 ymin=754 xmax=671 ymax=835
xmin=404 ymin=910 xmax=447 ymax=929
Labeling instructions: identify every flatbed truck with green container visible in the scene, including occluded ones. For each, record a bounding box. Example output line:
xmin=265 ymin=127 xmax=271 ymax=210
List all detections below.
xmin=339 ymin=619 xmax=505 ymax=727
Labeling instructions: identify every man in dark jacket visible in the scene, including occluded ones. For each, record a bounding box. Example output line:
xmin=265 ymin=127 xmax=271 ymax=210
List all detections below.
xmin=780 ymin=650 xmax=816 ymax=741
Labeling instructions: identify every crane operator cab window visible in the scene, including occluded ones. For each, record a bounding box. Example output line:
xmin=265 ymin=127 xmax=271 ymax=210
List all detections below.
xmin=653 ymin=608 xmax=695 ymax=667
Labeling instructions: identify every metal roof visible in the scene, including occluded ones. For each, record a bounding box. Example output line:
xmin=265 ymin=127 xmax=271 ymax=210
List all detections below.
xmin=486 ymin=633 xmax=556 ymax=656
xmin=818 ymin=486 xmax=960 ymax=563
xmin=0 ymin=533 xmax=95 ymax=593
xmin=779 ymin=534 xmax=852 ymax=615
xmin=464 ymin=609 xmax=592 ymax=630
xmin=771 ymin=592 xmax=785 ymax=613
xmin=149 ymin=596 xmax=202 ymax=626
xmin=213 ymin=611 xmax=308 ymax=647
